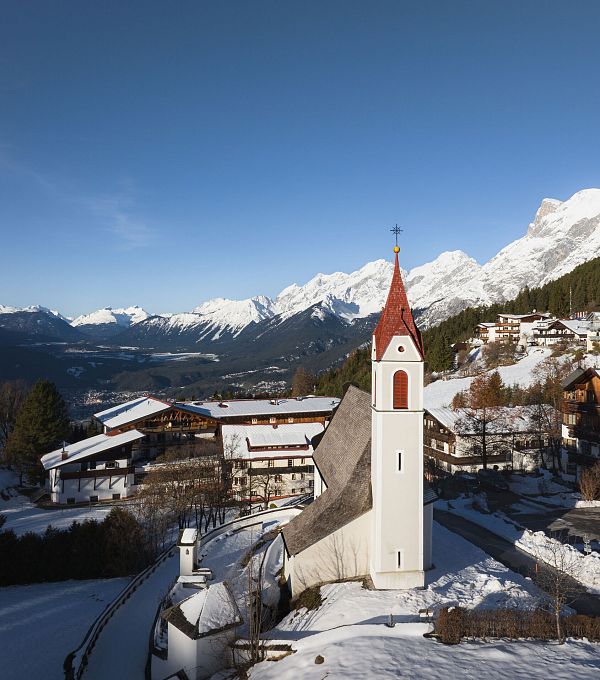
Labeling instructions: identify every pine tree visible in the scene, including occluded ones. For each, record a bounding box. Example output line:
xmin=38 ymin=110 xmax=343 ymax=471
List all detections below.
xmin=5 ymin=380 xmax=70 ymax=484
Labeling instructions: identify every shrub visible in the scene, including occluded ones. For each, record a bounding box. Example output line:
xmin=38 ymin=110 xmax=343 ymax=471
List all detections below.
xmin=293 ymin=585 xmax=323 ymax=612
xmin=434 ymin=607 xmax=600 ymax=644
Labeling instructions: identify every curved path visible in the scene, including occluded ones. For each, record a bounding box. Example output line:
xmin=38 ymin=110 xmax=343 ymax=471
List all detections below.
xmin=82 ymin=553 xmax=178 ymax=680
xmin=434 ymin=509 xmax=600 ymax=617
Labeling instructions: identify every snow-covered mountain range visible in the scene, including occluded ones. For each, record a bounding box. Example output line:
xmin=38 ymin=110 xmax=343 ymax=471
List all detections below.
xmin=3 ymin=188 xmax=600 ymax=344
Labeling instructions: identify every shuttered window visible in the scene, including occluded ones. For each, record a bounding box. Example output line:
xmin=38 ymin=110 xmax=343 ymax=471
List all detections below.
xmin=393 ymin=371 xmax=409 ymax=409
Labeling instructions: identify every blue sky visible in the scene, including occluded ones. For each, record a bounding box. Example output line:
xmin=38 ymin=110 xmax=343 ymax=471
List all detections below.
xmin=1 ymin=1 xmax=600 ymax=316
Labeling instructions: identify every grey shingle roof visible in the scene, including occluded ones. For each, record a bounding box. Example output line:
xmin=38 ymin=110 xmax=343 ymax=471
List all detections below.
xmin=282 ymin=385 xmax=436 ymax=556
xmin=561 ymin=366 xmax=594 ymax=390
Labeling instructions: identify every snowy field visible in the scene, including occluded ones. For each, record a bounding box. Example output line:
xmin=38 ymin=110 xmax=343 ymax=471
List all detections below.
xmin=1 ymin=493 xmax=112 ymax=535
xmin=424 ymin=347 xmax=552 ymax=409
xmin=0 ymin=577 xmax=128 ymax=680
xmin=249 ymin=523 xmax=600 ymax=679
xmin=0 ymin=467 xmax=113 ymax=535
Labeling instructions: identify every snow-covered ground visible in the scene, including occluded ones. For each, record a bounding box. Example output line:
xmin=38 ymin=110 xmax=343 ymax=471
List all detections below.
xmin=249 ymin=522 xmax=600 ymax=679
xmin=509 ymin=471 xmax=600 ymax=509
xmin=0 ymin=467 xmax=114 ymax=535
xmin=1 ymin=492 xmax=113 ymax=535
xmin=424 ymin=347 xmax=553 ymax=409
xmin=437 ymin=497 xmax=600 ymax=594
xmin=0 ymin=577 xmax=128 ymax=680
xmin=198 ymin=518 xmax=284 ymax=636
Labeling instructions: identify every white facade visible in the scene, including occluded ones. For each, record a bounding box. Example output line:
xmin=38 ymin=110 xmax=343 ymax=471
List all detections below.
xmin=371 ymin=329 xmax=425 ymax=589
xmin=47 ymin=459 xmax=136 ymax=504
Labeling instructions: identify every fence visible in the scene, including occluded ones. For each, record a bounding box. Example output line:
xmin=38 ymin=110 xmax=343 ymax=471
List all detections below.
xmin=63 ymin=542 xmax=176 ymax=680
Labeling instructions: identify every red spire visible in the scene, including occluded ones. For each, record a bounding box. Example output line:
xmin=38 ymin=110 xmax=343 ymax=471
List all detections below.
xmin=373 ymin=252 xmax=424 ymax=360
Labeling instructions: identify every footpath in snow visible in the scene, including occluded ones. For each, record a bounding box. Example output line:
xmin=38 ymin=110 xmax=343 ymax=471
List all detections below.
xmin=82 ymin=552 xmax=178 ymax=680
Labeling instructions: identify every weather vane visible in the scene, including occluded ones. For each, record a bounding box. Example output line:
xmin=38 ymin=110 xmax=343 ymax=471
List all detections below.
xmin=391 ymin=224 xmax=403 ymax=253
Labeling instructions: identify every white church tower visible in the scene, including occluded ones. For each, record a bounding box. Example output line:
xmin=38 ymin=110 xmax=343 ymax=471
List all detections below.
xmin=370 ymin=241 xmax=426 ymax=589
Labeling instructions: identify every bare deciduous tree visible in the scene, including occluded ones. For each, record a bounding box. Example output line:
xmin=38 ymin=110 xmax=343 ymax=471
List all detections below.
xmin=532 ymin=538 xmax=586 ymax=644
xmin=579 ymin=461 xmax=600 ymax=501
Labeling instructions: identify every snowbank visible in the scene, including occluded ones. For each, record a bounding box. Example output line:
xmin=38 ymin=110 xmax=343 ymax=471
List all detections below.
xmin=438 ymin=497 xmax=600 ymax=594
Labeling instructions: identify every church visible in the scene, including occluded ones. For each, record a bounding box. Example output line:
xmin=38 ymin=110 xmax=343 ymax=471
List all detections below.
xmin=282 ymin=245 xmax=436 ymax=595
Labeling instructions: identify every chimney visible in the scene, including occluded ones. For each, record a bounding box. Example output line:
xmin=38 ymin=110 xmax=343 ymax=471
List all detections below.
xmin=61 ymin=442 xmax=68 ymax=461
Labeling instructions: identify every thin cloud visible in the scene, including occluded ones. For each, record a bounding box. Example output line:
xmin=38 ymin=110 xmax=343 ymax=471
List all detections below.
xmin=0 ymin=148 xmax=157 ymax=250
xmin=86 ymin=186 xmax=157 ymax=250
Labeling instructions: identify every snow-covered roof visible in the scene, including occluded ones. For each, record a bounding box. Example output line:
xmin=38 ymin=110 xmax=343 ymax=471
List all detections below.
xmin=179 ymin=528 xmax=198 ymax=545
xmin=477 ymin=322 xmax=496 ymax=328
xmin=163 ymin=581 xmax=242 ymax=639
xmin=179 ymin=396 xmax=339 ymax=419
xmin=497 ymin=312 xmax=550 ymax=320
xmin=555 ymin=319 xmax=588 ymax=336
xmin=222 ymin=422 xmax=324 ymax=459
xmin=41 ymin=430 xmax=145 ymax=470
xmin=426 ymin=405 xmax=553 ymax=435
xmin=534 ymin=319 xmax=588 ymax=336
xmin=94 ymin=396 xmax=172 ymax=429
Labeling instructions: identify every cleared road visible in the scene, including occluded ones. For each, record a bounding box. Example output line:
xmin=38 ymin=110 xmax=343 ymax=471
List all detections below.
xmin=434 ymin=509 xmax=600 ymax=617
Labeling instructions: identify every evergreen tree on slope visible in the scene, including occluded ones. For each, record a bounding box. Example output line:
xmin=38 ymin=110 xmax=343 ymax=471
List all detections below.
xmin=6 ymin=380 xmax=69 ymax=484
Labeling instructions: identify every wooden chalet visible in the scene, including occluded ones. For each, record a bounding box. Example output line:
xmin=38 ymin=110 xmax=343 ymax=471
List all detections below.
xmin=424 ymin=406 xmax=552 ymax=478
xmin=561 ymin=367 xmax=600 ymax=476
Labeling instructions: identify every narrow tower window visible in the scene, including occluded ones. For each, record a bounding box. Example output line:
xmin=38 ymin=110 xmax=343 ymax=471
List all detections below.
xmin=393 ymin=370 xmax=409 ymax=409
xmin=397 ymin=550 xmax=403 ymax=569
xmin=397 ymin=451 xmax=403 ymax=472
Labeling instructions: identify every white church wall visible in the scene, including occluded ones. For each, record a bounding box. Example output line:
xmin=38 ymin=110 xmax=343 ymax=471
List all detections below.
xmin=423 ymin=503 xmax=433 ymax=570
xmin=371 ymin=409 xmax=424 ymax=588
xmin=287 ymin=511 xmax=371 ymax=597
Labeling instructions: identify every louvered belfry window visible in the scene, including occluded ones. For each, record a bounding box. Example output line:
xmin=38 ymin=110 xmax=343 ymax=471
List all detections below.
xmin=393 ymin=370 xmax=409 ymax=409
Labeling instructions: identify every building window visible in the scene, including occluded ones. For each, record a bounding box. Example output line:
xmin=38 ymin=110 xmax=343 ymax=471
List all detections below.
xmin=291 ymin=473 xmax=296 ymax=480
xmin=267 ymin=459 xmax=274 ymax=467
xmin=89 ymin=495 xmax=98 ymax=503
xmin=240 ymin=477 xmax=247 ymax=487
xmin=397 ymin=550 xmax=403 ymax=569
xmin=270 ymin=417 xmax=276 ymax=424
xmin=67 ymin=497 xmax=75 ymax=505
xmin=393 ymin=371 xmax=409 ymax=409
xmin=288 ymin=458 xmax=293 ymax=467
xmin=252 ymin=418 xmax=258 ymax=424
xmin=274 ymin=474 xmax=282 ymax=482
xmin=288 ymin=417 xmax=294 ymax=423
xmin=300 ymin=457 xmax=305 ymax=464
xmin=397 ymin=451 xmax=403 ymax=472
xmin=112 ymin=493 xmax=121 ymax=500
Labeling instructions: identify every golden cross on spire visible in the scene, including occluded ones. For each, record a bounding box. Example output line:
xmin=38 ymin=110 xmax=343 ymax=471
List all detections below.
xmin=391 ymin=224 xmax=403 ymax=253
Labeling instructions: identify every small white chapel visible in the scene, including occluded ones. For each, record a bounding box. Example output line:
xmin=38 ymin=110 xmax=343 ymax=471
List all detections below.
xmin=282 ymin=244 xmax=436 ymax=595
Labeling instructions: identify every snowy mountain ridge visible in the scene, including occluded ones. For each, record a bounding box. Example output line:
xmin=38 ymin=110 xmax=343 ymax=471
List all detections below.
xmin=71 ymin=306 xmax=150 ymax=328
xmin=3 ymin=188 xmax=600 ymax=339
